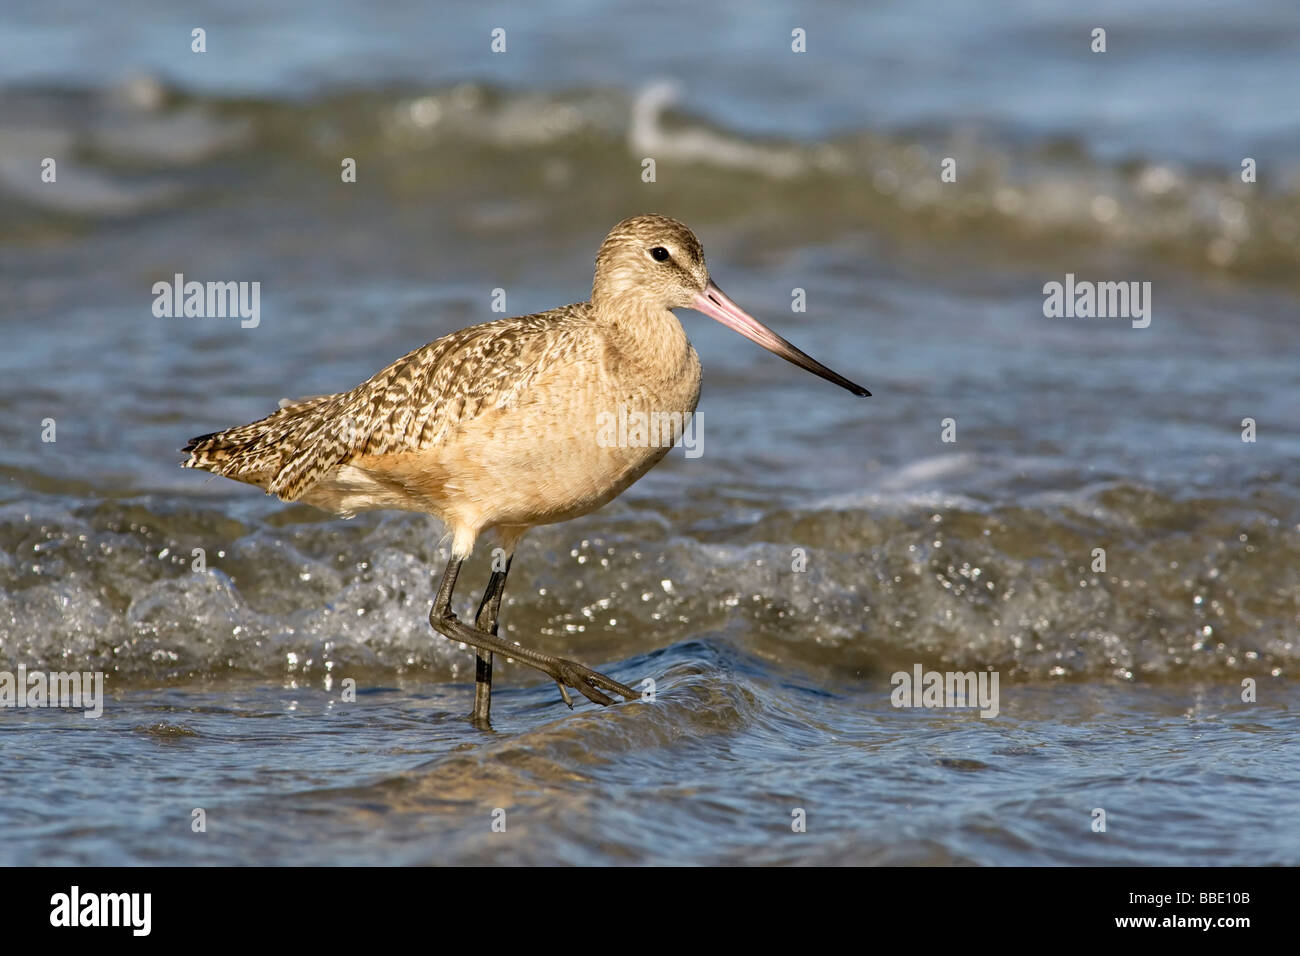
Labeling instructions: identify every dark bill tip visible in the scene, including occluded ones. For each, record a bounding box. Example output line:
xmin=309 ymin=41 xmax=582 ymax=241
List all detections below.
xmin=691 ymin=282 xmax=872 ymax=398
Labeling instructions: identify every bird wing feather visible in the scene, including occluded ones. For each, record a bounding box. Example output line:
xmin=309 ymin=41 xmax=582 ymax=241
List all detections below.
xmin=260 ymin=308 xmax=585 ymax=500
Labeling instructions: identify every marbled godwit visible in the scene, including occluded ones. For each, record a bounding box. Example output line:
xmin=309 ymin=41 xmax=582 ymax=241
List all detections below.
xmin=183 ymin=215 xmax=869 ymax=722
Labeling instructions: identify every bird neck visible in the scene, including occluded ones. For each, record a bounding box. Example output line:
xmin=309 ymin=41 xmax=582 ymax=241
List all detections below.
xmin=592 ymin=296 xmax=692 ymax=377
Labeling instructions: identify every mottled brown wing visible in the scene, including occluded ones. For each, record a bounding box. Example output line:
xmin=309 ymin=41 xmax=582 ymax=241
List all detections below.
xmin=261 ymin=309 xmax=582 ymax=501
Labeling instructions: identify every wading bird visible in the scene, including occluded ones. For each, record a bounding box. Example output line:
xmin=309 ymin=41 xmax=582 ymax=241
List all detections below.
xmin=183 ymin=215 xmax=870 ymax=722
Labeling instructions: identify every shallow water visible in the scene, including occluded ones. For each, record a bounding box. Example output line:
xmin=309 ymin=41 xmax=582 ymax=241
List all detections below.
xmin=6 ymin=672 xmax=1297 ymax=866
xmin=1 ymin=0 xmax=1298 ymax=866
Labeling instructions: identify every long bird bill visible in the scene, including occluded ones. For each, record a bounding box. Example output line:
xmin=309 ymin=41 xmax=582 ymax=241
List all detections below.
xmin=689 ymin=281 xmax=871 ymax=397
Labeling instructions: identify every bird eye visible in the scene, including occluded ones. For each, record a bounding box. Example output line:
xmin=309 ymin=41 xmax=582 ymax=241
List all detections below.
xmin=649 ymin=246 xmax=670 ymax=262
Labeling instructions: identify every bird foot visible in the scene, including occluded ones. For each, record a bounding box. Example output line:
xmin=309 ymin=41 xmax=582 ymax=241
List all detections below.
xmin=430 ymin=609 xmax=637 ymax=708
xmin=544 ymin=658 xmax=639 ymax=708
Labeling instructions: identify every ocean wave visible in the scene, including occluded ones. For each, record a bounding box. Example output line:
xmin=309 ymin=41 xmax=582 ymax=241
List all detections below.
xmin=1 ymin=480 xmax=1294 ymax=685
xmin=1 ymin=78 xmax=1297 ymax=282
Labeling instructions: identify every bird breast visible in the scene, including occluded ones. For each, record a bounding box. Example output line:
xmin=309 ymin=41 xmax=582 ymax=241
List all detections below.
xmin=458 ymin=317 xmax=701 ymax=529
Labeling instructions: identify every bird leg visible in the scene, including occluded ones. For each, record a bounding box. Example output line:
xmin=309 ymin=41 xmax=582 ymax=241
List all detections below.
xmin=469 ymin=556 xmax=512 ymax=725
xmin=429 ymin=557 xmax=638 ymax=711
